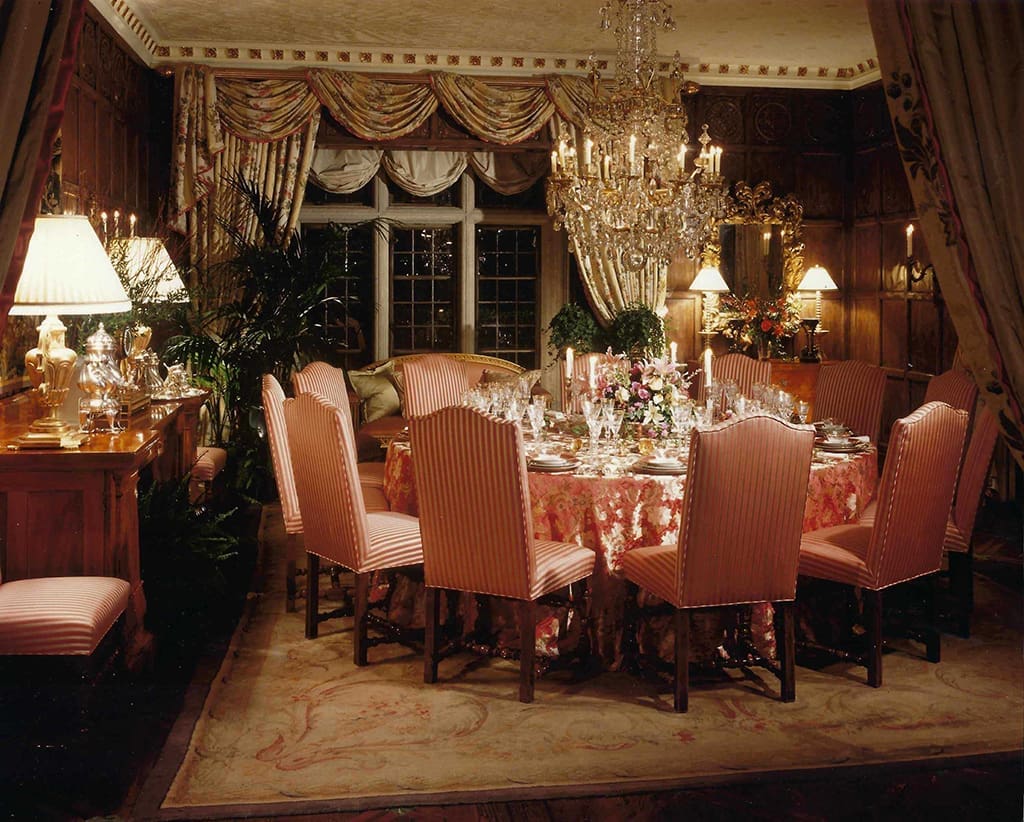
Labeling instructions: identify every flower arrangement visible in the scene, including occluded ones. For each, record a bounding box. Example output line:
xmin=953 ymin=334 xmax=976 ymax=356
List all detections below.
xmin=594 ymin=350 xmax=693 ymax=432
xmin=719 ymin=292 xmax=803 ymax=358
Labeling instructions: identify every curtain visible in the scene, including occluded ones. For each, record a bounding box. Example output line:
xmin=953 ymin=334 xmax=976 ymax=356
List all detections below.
xmin=0 ymin=0 xmax=85 ymax=337
xmin=868 ymin=0 xmax=1024 ymax=468
xmin=307 ymin=147 xmax=549 ymax=197
xmin=172 ymin=67 xmax=319 ymax=314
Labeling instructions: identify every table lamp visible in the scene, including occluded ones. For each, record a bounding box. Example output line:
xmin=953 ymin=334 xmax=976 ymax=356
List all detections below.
xmin=796 ymin=264 xmax=838 ymax=363
xmin=689 ymin=264 xmax=730 ymax=389
xmin=8 ymin=214 xmax=131 ymax=446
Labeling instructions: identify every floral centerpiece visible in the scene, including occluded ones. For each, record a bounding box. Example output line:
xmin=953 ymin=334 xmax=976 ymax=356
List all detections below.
xmin=719 ymin=292 xmax=803 ymax=358
xmin=595 ymin=350 xmax=693 ymax=435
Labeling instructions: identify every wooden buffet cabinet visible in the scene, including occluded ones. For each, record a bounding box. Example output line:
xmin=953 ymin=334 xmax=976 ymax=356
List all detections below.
xmin=0 ymin=391 xmax=208 ymax=665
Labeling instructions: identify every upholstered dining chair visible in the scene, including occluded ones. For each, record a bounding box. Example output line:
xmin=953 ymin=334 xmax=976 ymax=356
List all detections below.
xmin=693 ymin=352 xmax=772 ymax=403
xmin=409 ymin=405 xmax=595 ymax=703
xmin=797 ymin=401 xmax=968 ymax=687
xmin=944 ymin=405 xmax=1000 ymax=637
xmin=264 ymin=374 xmax=390 ymax=613
xmin=923 ymin=366 xmax=979 ymax=416
xmin=561 ymin=352 xmax=606 ymax=414
xmin=292 ymin=361 xmax=386 ymax=488
xmin=620 ymin=414 xmax=815 ymax=712
xmin=814 ymin=359 xmax=887 ymax=442
xmin=402 ymin=354 xmax=470 ymax=418
xmin=284 ymin=392 xmax=423 ymax=663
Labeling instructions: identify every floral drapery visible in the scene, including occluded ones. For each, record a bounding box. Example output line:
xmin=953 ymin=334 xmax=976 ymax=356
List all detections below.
xmin=170 ymin=68 xmax=665 ymax=319
xmin=867 ymin=0 xmax=1023 ymax=468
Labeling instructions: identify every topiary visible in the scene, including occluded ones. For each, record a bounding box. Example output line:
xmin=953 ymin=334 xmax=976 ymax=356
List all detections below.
xmin=546 ymin=302 xmax=599 ymax=357
xmin=607 ymin=302 xmax=666 ymax=359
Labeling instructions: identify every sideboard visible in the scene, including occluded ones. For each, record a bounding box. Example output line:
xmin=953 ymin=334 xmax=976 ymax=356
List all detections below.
xmin=0 ymin=391 xmax=208 ymax=666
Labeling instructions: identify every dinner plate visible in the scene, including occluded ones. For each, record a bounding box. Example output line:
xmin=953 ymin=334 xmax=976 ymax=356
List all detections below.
xmin=528 ymin=458 xmax=580 ymax=473
xmin=633 ymin=459 xmax=686 ymax=476
xmin=815 ymin=439 xmax=868 ymax=454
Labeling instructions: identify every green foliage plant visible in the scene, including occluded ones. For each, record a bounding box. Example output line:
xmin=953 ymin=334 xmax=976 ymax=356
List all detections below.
xmin=547 ymin=302 xmax=599 ymax=357
xmin=607 ymin=302 xmax=666 ymax=359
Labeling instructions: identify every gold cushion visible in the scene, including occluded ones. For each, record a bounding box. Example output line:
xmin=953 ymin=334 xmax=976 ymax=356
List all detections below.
xmin=348 ymin=361 xmax=401 ymax=423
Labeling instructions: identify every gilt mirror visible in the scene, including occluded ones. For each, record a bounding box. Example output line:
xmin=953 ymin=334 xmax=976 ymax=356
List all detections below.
xmin=703 ymin=181 xmax=805 ymax=297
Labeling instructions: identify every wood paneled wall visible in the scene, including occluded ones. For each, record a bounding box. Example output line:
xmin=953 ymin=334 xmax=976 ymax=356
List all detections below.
xmin=58 ymin=7 xmax=172 ymax=234
xmin=664 ymin=83 xmax=955 ymax=449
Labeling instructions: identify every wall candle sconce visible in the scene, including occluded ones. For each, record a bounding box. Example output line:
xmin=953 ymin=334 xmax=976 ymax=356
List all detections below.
xmin=903 ymin=224 xmax=936 ymax=283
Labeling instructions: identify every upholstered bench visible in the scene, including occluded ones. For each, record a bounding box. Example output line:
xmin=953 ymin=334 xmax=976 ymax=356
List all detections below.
xmin=348 ymin=353 xmax=542 ymax=445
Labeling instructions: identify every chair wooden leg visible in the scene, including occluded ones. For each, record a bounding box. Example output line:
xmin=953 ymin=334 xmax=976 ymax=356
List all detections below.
xmin=518 ymin=600 xmax=536 ymax=703
xmin=305 ymin=553 xmax=320 ymax=640
xmin=864 ymin=589 xmax=883 ymax=687
xmin=353 ymin=572 xmax=369 ymax=667
xmin=949 ymin=549 xmax=973 ymax=638
xmin=286 ymin=533 xmax=302 ymax=613
xmin=424 ymin=586 xmax=441 ymax=684
xmin=776 ymin=601 xmax=796 ymax=703
xmin=925 ymin=574 xmax=941 ymax=663
xmin=674 ymin=608 xmax=690 ymax=712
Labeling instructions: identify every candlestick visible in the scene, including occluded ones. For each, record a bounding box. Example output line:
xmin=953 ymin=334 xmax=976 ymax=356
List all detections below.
xmin=905 ymin=224 xmax=914 ymax=257
xmin=703 ymin=347 xmax=713 ymax=388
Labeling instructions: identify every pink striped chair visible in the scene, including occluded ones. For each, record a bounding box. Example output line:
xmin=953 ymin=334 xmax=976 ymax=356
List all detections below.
xmin=924 ymin=366 xmax=978 ymax=416
xmin=409 ymin=405 xmax=595 ymax=703
xmin=692 ymin=352 xmax=772 ymax=403
xmin=945 ymin=406 xmax=1000 ymax=637
xmin=798 ymin=401 xmax=968 ymax=686
xmin=814 ymin=359 xmax=887 ymax=442
xmin=292 ymin=362 xmax=387 ymax=490
xmin=264 ymin=375 xmax=391 ymax=613
xmin=402 ymin=354 xmax=470 ymax=418
xmin=620 ymin=414 xmax=815 ymax=712
xmin=284 ymin=392 xmax=423 ymax=663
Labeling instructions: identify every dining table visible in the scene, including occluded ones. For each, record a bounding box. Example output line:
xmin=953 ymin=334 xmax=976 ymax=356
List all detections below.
xmin=378 ymin=426 xmax=878 ymax=670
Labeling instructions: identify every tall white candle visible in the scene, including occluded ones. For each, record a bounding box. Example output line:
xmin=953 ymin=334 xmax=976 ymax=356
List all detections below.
xmin=703 ymin=347 xmax=713 ymax=387
xmin=565 ymin=346 xmax=574 ymax=381
xmin=629 ymin=134 xmax=637 ymax=166
xmin=550 ymin=151 xmax=558 ymax=175
xmin=905 ymin=224 xmax=914 ymax=257
xmin=584 ymin=138 xmax=593 ymax=169
xmin=669 ymin=341 xmax=678 ymax=364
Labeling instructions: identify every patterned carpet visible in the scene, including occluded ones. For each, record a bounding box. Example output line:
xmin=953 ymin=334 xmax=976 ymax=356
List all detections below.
xmin=136 ymin=504 xmax=1024 ymax=820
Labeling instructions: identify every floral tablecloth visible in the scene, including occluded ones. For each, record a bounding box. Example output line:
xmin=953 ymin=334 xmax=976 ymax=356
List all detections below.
xmin=381 ymin=440 xmax=878 ymax=668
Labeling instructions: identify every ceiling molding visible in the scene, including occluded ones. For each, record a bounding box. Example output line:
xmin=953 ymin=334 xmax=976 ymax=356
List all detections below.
xmin=89 ymin=0 xmax=881 ymax=91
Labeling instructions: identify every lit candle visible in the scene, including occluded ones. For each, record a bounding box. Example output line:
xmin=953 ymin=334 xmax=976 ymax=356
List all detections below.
xmin=100 ymin=211 xmax=108 ymax=235
xmin=669 ymin=341 xmax=678 ymax=364
xmin=629 ymin=134 xmax=637 ymax=166
xmin=714 ymin=146 xmax=723 ymax=175
xmin=551 ymin=150 xmax=558 ymax=175
xmin=558 ymin=140 xmax=566 ymax=167
xmin=905 ymin=224 xmax=914 ymax=257
xmin=565 ymin=346 xmax=574 ymax=381
xmin=677 ymin=143 xmax=687 ymax=172
xmin=762 ymin=230 xmax=771 ymax=257
xmin=129 ymin=213 xmax=137 ymax=237
xmin=584 ymin=138 xmax=593 ymax=169
xmin=113 ymin=210 xmax=120 ymax=235
xmin=603 ymin=154 xmax=612 ymax=179
xmin=703 ymin=347 xmax=713 ymax=387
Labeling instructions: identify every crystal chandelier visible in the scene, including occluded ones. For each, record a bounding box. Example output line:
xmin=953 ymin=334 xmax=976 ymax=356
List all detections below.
xmin=546 ymin=0 xmax=726 ymax=272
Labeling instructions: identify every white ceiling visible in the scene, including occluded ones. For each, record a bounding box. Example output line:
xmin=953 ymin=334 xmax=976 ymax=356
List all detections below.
xmin=92 ymin=0 xmax=879 ymax=90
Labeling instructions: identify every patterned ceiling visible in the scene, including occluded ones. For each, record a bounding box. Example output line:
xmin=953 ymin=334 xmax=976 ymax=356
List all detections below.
xmin=93 ymin=0 xmax=879 ymax=89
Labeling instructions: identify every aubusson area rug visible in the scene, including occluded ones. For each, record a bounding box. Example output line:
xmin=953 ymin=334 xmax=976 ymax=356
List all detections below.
xmin=136 ymin=505 xmax=1024 ymax=819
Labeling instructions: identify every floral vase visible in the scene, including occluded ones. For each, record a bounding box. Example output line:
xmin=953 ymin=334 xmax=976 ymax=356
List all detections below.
xmin=756 ymin=337 xmax=771 ymax=360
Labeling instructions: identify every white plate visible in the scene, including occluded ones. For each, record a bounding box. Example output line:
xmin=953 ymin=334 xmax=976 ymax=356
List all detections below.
xmin=633 ymin=460 xmax=686 ymax=476
xmin=816 ymin=439 xmax=868 ymax=454
xmin=528 ymin=458 xmax=579 ymax=473
xmin=646 ymin=457 xmax=683 ymax=468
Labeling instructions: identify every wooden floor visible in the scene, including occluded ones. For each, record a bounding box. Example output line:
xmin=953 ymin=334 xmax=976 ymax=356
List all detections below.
xmin=2 ymin=500 xmax=1021 ymax=822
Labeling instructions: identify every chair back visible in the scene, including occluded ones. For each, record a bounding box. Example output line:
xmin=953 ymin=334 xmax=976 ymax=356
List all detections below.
xmin=709 ymin=352 xmax=772 ymax=400
xmin=815 ymin=359 xmax=886 ymax=441
xmin=284 ymin=392 xmax=369 ymax=570
xmin=403 ymin=354 xmax=470 ymax=418
xmin=866 ymin=401 xmax=969 ymax=588
xmin=561 ymin=352 xmax=606 ymax=413
xmin=292 ymin=361 xmax=353 ymax=422
xmin=676 ymin=414 xmax=815 ymax=608
xmin=951 ymin=405 xmax=1000 ymax=539
xmin=409 ymin=405 xmax=534 ymax=600
xmin=924 ymin=367 xmax=978 ymax=415
xmin=262 ymin=374 xmax=303 ymax=535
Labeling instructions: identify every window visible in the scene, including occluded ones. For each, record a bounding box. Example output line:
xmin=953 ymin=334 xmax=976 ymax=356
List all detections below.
xmin=476 ymin=226 xmax=539 ymax=368
xmin=302 ymin=223 xmax=374 ymax=369
xmin=391 ymin=226 xmax=458 ymax=354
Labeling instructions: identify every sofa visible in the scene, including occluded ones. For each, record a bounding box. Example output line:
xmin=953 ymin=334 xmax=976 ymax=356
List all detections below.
xmin=347 ymin=353 xmax=542 ymax=445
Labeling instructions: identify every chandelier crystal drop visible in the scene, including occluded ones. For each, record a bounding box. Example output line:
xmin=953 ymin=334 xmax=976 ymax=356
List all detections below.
xmin=546 ymin=0 xmax=726 ymax=272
